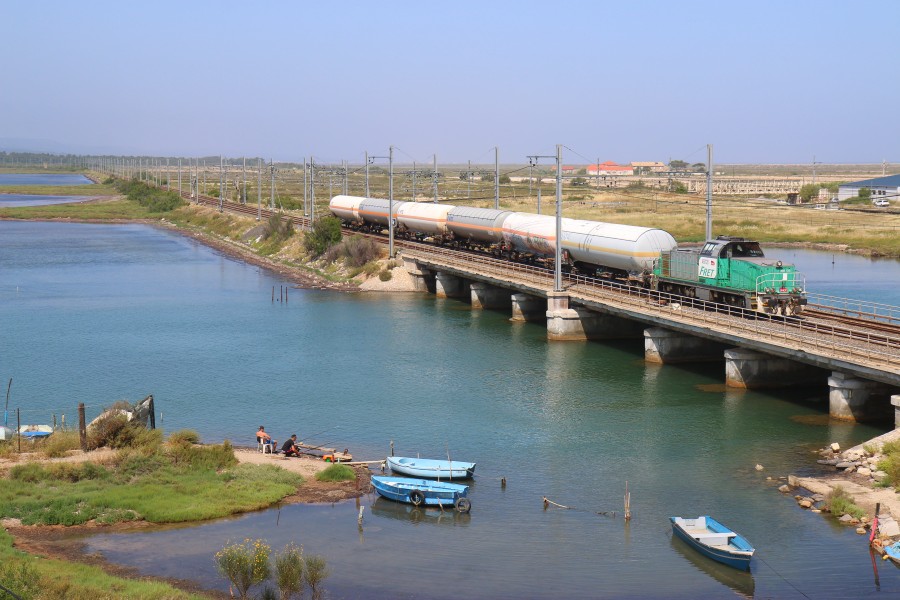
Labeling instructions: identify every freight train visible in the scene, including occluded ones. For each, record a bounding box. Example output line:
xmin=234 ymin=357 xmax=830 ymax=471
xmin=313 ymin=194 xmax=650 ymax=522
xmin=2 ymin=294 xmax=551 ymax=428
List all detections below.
xmin=329 ymin=195 xmax=807 ymax=316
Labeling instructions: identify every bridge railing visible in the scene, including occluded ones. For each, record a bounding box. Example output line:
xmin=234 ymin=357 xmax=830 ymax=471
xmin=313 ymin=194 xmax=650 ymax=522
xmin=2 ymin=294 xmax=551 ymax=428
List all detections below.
xmin=805 ymin=293 xmax=900 ymax=325
xmin=402 ymin=245 xmax=900 ymax=371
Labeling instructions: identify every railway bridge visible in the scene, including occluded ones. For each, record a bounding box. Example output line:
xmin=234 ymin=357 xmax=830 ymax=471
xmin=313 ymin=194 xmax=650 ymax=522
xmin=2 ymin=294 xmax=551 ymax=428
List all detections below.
xmin=396 ymin=242 xmax=900 ymax=426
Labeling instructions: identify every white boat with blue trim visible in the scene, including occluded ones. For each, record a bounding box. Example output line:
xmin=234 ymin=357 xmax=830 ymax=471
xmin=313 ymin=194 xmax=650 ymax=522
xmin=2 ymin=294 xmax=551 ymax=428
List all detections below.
xmin=386 ymin=456 xmax=476 ymax=479
xmin=371 ymin=475 xmax=471 ymax=513
xmin=670 ymin=516 xmax=755 ymax=571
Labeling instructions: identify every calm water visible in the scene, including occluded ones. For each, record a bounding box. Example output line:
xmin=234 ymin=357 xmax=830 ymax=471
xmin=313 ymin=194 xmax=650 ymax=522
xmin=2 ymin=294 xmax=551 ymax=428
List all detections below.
xmin=0 ymin=173 xmax=92 ymax=185
xmin=2 ymin=221 xmax=900 ymax=599
xmin=0 ymin=194 xmax=94 ymax=207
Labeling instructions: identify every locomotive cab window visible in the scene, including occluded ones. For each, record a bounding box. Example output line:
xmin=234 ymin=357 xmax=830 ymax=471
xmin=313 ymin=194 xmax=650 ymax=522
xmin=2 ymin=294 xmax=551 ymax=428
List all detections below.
xmin=700 ymin=242 xmax=718 ymax=256
xmin=728 ymin=242 xmax=764 ymax=258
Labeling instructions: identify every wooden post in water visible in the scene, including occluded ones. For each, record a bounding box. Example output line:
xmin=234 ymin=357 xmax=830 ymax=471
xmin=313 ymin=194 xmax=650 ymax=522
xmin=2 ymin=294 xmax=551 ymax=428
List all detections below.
xmin=16 ymin=408 xmax=21 ymax=453
xmin=78 ymin=403 xmax=87 ymax=451
xmin=624 ymin=481 xmax=632 ymax=521
xmin=272 ymin=286 xmax=275 ymax=302
xmin=148 ymin=395 xmax=156 ymax=430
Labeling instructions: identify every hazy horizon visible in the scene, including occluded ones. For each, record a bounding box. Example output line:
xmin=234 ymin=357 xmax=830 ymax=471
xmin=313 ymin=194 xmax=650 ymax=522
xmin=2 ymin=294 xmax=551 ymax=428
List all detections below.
xmin=3 ymin=1 xmax=898 ymax=166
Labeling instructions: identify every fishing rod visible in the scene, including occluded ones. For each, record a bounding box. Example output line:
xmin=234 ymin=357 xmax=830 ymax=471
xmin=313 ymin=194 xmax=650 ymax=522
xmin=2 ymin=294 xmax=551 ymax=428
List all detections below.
xmin=297 ymin=425 xmax=339 ymax=445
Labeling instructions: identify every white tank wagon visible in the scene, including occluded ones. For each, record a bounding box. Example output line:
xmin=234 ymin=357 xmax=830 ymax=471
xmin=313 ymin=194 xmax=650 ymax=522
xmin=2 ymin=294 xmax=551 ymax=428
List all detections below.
xmin=395 ymin=202 xmax=455 ymax=237
xmin=358 ymin=197 xmax=407 ymax=226
xmin=500 ymin=213 xmax=557 ymax=256
xmin=561 ymin=220 xmax=677 ymax=274
xmin=329 ymin=195 xmax=365 ymax=223
xmin=446 ymin=207 xmax=512 ymax=245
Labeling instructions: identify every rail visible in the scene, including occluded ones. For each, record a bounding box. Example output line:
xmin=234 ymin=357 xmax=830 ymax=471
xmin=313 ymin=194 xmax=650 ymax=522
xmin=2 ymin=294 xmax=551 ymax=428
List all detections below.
xmin=400 ymin=244 xmax=900 ymax=373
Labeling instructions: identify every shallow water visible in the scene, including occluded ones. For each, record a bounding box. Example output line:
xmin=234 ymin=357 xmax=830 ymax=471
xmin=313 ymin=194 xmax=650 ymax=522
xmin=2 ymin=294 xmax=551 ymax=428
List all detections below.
xmin=3 ymin=221 xmax=900 ymax=598
xmin=0 ymin=193 xmax=94 ymax=207
xmin=0 ymin=173 xmax=92 ymax=185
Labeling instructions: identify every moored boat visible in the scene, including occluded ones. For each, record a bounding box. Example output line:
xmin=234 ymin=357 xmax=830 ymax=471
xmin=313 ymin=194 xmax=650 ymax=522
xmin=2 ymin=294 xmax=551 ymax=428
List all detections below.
xmin=386 ymin=456 xmax=475 ymax=479
xmin=884 ymin=541 xmax=900 ymax=566
xmin=19 ymin=424 xmax=53 ymax=439
xmin=670 ymin=516 xmax=755 ymax=571
xmin=371 ymin=475 xmax=471 ymax=512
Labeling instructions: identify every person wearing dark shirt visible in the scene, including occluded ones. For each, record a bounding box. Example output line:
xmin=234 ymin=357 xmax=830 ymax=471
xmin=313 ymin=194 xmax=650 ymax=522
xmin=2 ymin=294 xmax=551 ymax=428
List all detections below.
xmin=282 ymin=434 xmax=300 ymax=457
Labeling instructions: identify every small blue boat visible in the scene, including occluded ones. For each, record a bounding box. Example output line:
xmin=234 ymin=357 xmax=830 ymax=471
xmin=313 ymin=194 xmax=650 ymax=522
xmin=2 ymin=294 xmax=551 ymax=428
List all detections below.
xmin=386 ymin=456 xmax=476 ymax=479
xmin=884 ymin=541 xmax=900 ymax=566
xmin=371 ymin=476 xmax=471 ymax=512
xmin=670 ymin=516 xmax=755 ymax=571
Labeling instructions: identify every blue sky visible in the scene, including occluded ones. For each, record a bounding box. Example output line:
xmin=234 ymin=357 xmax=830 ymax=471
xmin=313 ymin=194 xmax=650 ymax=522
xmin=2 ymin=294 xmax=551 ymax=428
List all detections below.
xmin=2 ymin=1 xmax=897 ymax=165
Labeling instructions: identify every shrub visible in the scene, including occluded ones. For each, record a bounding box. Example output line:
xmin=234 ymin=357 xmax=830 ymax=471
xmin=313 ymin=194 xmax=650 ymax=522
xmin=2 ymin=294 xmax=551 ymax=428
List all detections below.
xmin=303 ymin=217 xmax=342 ymax=256
xmin=168 ymin=429 xmax=200 ymax=445
xmin=0 ymin=559 xmax=40 ymax=600
xmin=342 ymin=235 xmax=381 ymax=267
xmin=41 ymin=430 xmax=81 ymax=458
xmin=314 ymin=464 xmax=355 ymax=483
xmin=826 ymin=485 xmax=866 ymax=519
xmin=169 ymin=440 xmax=237 ymax=470
xmin=215 ymin=539 xmax=272 ymax=600
xmin=87 ymin=413 xmax=161 ymax=451
xmin=274 ymin=542 xmax=305 ymax=600
xmin=263 ymin=213 xmax=295 ymax=243
xmin=303 ymin=554 xmax=330 ymax=600
xmin=378 ymin=269 xmax=392 ymax=282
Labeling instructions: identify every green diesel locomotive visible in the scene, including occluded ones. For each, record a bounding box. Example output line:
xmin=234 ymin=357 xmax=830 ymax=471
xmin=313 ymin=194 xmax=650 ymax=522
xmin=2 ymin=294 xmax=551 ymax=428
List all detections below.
xmin=652 ymin=236 xmax=807 ymax=316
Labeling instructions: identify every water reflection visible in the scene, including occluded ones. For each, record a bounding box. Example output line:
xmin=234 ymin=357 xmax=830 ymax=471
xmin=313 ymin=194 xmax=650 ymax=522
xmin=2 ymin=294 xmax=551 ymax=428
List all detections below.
xmin=670 ymin=534 xmax=756 ymax=598
xmin=369 ymin=497 xmax=472 ymax=527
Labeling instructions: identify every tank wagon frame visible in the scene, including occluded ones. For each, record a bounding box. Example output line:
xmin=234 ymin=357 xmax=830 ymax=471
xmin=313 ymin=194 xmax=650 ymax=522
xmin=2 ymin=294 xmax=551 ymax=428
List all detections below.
xmin=329 ymin=196 xmax=807 ymax=317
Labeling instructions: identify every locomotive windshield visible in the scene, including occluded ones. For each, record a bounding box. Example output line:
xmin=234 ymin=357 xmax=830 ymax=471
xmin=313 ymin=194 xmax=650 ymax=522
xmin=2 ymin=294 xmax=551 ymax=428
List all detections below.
xmin=727 ymin=241 xmax=764 ymax=258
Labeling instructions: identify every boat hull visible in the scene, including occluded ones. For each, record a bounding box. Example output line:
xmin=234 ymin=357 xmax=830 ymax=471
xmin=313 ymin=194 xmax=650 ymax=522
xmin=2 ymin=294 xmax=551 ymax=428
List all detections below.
xmin=670 ymin=516 xmax=754 ymax=571
xmin=386 ymin=456 xmax=475 ymax=479
xmin=371 ymin=476 xmax=469 ymax=508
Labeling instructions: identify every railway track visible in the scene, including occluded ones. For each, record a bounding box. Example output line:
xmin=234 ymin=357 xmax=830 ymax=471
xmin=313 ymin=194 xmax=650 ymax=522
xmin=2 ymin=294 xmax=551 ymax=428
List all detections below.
xmin=186 ymin=194 xmax=900 ymax=354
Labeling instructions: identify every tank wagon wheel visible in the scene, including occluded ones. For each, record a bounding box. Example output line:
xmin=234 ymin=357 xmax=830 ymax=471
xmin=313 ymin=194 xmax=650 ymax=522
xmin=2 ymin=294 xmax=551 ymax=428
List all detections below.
xmin=454 ymin=497 xmax=472 ymax=513
xmin=409 ymin=490 xmax=426 ymax=506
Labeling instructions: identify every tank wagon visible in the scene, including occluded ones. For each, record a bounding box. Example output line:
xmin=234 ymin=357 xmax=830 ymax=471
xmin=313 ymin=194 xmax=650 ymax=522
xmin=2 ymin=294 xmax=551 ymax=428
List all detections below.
xmin=328 ymin=196 xmax=806 ymax=316
xmin=653 ymin=236 xmax=806 ymax=316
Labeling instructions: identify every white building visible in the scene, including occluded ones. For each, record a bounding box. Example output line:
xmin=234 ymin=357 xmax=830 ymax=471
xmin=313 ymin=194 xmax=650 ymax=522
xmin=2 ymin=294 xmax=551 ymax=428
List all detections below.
xmin=837 ymin=174 xmax=900 ymax=202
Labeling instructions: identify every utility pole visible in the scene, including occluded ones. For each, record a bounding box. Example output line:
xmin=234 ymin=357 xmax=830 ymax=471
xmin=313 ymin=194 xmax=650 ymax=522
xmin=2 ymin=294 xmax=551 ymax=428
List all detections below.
xmin=178 ymin=158 xmax=182 ymax=196
xmin=528 ymin=147 xmax=564 ymax=291
xmin=705 ymin=144 xmax=713 ymax=241
xmin=303 ymin=158 xmax=308 ymax=225
xmin=342 ymin=160 xmax=348 ymax=195
xmin=412 ymin=161 xmax=416 ymax=201
xmin=218 ymin=156 xmax=223 ymax=213
xmin=433 ymin=154 xmax=438 ymax=203
xmin=270 ymin=160 xmax=275 ymax=210
xmin=310 ymin=157 xmax=316 ymax=223
xmin=389 ymin=145 xmax=395 ymax=257
xmin=467 ymin=159 xmax=471 ymax=199
xmin=365 ymin=151 xmax=369 ymax=197
xmin=257 ymin=158 xmax=261 ymax=221
xmin=166 ymin=158 xmax=170 ymax=191
xmin=495 ymin=146 xmax=500 ymax=209
xmin=242 ymin=157 xmax=246 ymax=204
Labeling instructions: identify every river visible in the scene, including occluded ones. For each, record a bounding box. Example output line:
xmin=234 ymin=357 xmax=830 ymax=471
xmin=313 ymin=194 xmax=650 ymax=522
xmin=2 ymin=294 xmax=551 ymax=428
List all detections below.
xmin=2 ymin=220 xmax=899 ymax=599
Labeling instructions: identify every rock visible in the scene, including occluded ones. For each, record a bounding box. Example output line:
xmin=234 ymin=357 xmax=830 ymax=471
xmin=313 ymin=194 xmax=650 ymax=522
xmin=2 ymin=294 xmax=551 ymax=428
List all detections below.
xmin=857 ymin=467 xmax=872 ymax=477
xmin=799 ymin=499 xmax=813 ymax=508
xmin=839 ymin=514 xmax=854 ymax=522
xmin=811 ymin=509 xmax=822 ymax=513
xmin=779 ymin=484 xmax=792 ymax=493
xmin=874 ymin=471 xmax=888 ymax=482
xmin=835 ymin=462 xmax=855 ymax=469
xmin=811 ymin=494 xmax=825 ymax=502
xmin=878 ymin=518 xmax=900 ymax=537
xmin=788 ymin=475 xmax=800 ymax=487
xmin=857 ymin=527 xmax=867 ymax=534
xmin=766 ymin=476 xmax=773 ymax=481
xmin=755 ymin=464 xmax=764 ymax=471
xmin=831 ymin=443 xmax=841 ymax=452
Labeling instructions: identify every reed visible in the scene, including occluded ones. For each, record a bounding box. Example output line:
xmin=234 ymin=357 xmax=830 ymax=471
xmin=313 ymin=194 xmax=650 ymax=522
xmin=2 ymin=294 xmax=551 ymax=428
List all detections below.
xmin=314 ymin=464 xmax=355 ymax=482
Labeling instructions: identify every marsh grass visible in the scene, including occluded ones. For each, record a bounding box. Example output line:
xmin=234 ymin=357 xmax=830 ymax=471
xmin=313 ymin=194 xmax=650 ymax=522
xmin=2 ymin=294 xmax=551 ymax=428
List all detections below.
xmin=0 ymin=529 xmax=205 ymax=599
xmin=314 ymin=464 xmax=355 ymax=482
xmin=41 ymin=430 xmax=82 ymax=458
xmin=826 ymin=485 xmax=866 ymax=519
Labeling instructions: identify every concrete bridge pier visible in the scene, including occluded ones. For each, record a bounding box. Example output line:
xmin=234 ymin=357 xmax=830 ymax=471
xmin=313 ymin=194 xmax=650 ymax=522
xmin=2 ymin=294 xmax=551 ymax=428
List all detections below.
xmin=892 ymin=395 xmax=900 ymax=429
xmin=470 ymin=282 xmax=511 ymax=310
xmin=546 ymin=293 xmax=644 ymax=341
xmin=435 ymin=272 xmax=466 ymax=299
xmin=724 ymin=348 xmax=826 ymax=389
xmin=644 ymin=327 xmax=729 ymax=364
xmin=510 ymin=293 xmax=544 ymax=322
xmin=403 ymin=257 xmax=434 ymax=293
xmin=828 ymin=372 xmax=896 ymax=422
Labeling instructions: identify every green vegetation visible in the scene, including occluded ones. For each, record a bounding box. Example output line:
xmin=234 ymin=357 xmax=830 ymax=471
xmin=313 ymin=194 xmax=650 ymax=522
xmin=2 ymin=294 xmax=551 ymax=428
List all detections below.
xmin=215 ymin=539 xmax=272 ymax=600
xmin=314 ymin=463 xmax=355 ymax=482
xmin=0 ymin=428 xmax=303 ymax=525
xmin=0 ymin=528 xmax=206 ymax=599
xmin=876 ymin=440 xmax=900 ymax=490
xmin=303 ymin=216 xmax=342 ymax=256
xmin=825 ymin=485 xmax=866 ymax=520
xmin=115 ymin=179 xmax=185 ymax=212
xmin=273 ymin=542 xmax=305 ymax=600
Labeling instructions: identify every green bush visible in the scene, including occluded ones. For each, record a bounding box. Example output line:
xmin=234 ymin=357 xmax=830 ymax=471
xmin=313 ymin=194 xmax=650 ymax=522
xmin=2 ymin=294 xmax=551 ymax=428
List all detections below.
xmin=0 ymin=559 xmax=40 ymax=600
xmin=274 ymin=542 xmax=305 ymax=600
xmin=263 ymin=213 xmax=295 ymax=243
xmin=342 ymin=235 xmax=381 ymax=267
xmin=215 ymin=539 xmax=271 ymax=600
xmin=826 ymin=485 xmax=866 ymax=519
xmin=304 ymin=217 xmax=343 ymax=256
xmin=115 ymin=179 xmax=185 ymax=212
xmin=168 ymin=429 xmax=200 ymax=445
xmin=314 ymin=464 xmax=355 ymax=482
xmin=303 ymin=554 xmax=330 ymax=600
xmin=41 ymin=430 xmax=82 ymax=458
xmin=378 ymin=269 xmax=393 ymax=282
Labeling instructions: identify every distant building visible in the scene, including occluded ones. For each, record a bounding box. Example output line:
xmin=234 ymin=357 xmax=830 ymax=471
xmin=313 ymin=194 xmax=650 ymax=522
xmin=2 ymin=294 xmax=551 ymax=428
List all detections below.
xmin=631 ymin=161 xmax=667 ymax=174
xmin=587 ymin=161 xmax=632 ymax=175
xmin=551 ymin=165 xmax=579 ymax=174
xmin=837 ymin=174 xmax=900 ymax=201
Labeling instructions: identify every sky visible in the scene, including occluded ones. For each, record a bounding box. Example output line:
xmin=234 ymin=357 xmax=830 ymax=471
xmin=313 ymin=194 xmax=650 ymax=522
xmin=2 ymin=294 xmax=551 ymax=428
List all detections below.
xmin=1 ymin=0 xmax=898 ymax=165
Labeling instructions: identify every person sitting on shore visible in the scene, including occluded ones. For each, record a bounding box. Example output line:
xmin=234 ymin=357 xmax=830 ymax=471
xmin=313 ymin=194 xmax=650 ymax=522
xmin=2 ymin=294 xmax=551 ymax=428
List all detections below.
xmin=257 ymin=426 xmax=276 ymax=452
xmin=281 ymin=434 xmax=300 ymax=457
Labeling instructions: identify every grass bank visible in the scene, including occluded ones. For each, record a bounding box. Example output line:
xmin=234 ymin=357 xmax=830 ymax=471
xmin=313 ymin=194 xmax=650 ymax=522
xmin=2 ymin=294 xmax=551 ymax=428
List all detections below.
xmin=0 ymin=528 xmax=207 ymax=600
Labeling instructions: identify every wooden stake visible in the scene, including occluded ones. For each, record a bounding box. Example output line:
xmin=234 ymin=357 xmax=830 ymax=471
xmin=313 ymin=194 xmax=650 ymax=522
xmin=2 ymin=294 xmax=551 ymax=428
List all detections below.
xmin=78 ymin=403 xmax=87 ymax=451
xmin=624 ymin=481 xmax=632 ymax=521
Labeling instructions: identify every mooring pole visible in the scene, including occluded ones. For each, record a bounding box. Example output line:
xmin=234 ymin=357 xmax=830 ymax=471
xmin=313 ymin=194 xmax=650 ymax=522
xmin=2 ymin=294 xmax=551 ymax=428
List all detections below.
xmin=148 ymin=395 xmax=156 ymax=430
xmin=78 ymin=403 xmax=87 ymax=451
